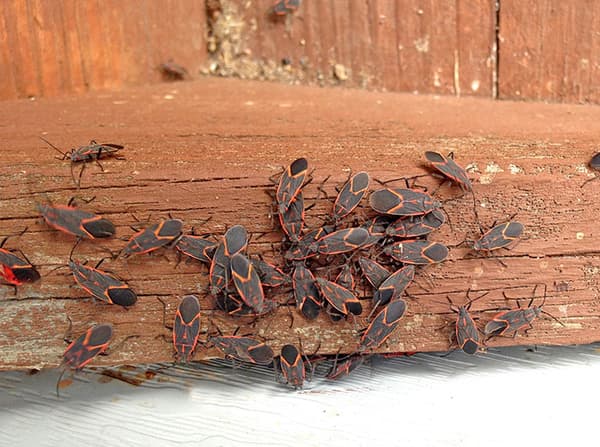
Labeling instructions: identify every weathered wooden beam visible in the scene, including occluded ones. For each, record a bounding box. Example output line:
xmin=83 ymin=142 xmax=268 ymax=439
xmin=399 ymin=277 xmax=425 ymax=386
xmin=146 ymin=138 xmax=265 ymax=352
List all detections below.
xmin=1 ymin=78 xmax=599 ymax=370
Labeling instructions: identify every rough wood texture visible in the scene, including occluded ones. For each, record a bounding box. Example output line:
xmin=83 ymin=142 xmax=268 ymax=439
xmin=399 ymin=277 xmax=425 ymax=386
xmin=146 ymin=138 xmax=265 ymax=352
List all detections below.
xmin=499 ymin=0 xmax=600 ymax=103
xmin=1 ymin=77 xmax=600 ymax=370
xmin=0 ymin=0 xmax=206 ymax=99
xmin=206 ymin=0 xmax=496 ymax=96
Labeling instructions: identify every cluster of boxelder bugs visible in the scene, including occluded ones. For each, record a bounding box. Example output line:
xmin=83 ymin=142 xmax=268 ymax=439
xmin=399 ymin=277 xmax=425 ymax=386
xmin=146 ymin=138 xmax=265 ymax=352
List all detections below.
xmin=6 ymin=136 xmax=579 ymax=394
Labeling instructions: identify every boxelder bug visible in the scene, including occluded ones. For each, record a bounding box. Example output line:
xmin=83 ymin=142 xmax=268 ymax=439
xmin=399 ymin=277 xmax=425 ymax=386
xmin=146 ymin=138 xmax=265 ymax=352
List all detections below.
xmin=370 ymin=265 xmax=415 ymax=318
xmin=439 ymin=291 xmax=488 ymax=355
xmin=215 ymin=293 xmax=278 ymax=318
xmin=38 ymin=203 xmax=116 ymax=239
xmin=279 ymin=192 xmax=304 ymax=242
xmin=581 ymin=152 xmax=600 ymax=187
xmin=209 ymin=225 xmax=248 ymax=295
xmin=384 ymin=240 xmax=449 ymax=265
xmin=69 ymin=259 xmax=137 ymax=307
xmin=230 ymin=253 xmax=265 ymax=313
xmin=326 ymin=353 xmax=366 ymax=380
xmin=172 ymin=295 xmax=201 ymax=363
xmin=40 ymin=136 xmax=124 ymax=187
xmin=272 ymin=0 xmax=301 ymax=16
xmin=158 ymin=60 xmax=189 ymax=81
xmin=175 ymin=235 xmax=217 ymax=264
xmin=369 ymin=188 xmax=440 ymax=216
xmin=0 ymin=231 xmax=40 ymax=289
xmin=424 ymin=151 xmax=472 ymax=192
xmin=122 ymin=219 xmax=183 ymax=257
xmin=276 ymin=344 xmax=306 ymax=389
xmin=472 ymin=221 xmax=524 ymax=252
xmin=252 ymin=258 xmax=290 ymax=288
xmin=358 ymin=257 xmax=390 ymax=289
xmin=293 ymin=264 xmax=322 ymax=320
xmin=333 ymin=172 xmax=370 ymax=221
xmin=336 ymin=264 xmax=355 ymax=290
xmin=57 ymin=323 xmax=113 ymax=396
xmin=360 ymin=216 xmax=391 ymax=248
xmin=284 ymin=226 xmax=334 ymax=261
xmin=385 ymin=209 xmax=445 ymax=239
xmin=359 ymin=299 xmax=407 ymax=351
xmin=484 ymin=285 xmax=563 ymax=339
xmin=315 ymin=277 xmax=362 ymax=318
xmin=317 ymin=227 xmax=369 ymax=255
xmin=209 ymin=334 xmax=274 ymax=365
xmin=276 ymin=158 xmax=308 ymax=214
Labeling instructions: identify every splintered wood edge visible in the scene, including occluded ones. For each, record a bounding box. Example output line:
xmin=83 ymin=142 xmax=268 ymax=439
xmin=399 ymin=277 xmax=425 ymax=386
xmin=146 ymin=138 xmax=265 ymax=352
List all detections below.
xmin=1 ymin=79 xmax=600 ymax=370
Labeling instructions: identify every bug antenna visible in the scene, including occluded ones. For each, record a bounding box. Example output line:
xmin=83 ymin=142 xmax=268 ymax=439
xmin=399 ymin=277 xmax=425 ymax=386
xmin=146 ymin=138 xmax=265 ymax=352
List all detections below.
xmin=69 ymin=238 xmax=82 ymax=261
xmin=541 ymin=310 xmax=566 ymax=327
xmin=39 ymin=136 xmax=67 ymax=157
xmin=56 ymin=367 xmax=67 ymax=398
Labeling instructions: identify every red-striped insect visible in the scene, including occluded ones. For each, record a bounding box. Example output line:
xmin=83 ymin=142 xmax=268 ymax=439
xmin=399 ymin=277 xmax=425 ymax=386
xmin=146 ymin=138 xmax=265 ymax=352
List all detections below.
xmin=317 ymin=227 xmax=369 ymax=255
xmin=441 ymin=291 xmax=488 ymax=355
xmin=57 ymin=323 xmax=113 ymax=396
xmin=277 ymin=158 xmax=308 ymax=214
xmin=315 ymin=277 xmax=362 ymax=318
xmin=276 ymin=344 xmax=306 ymax=389
xmin=209 ymin=225 xmax=248 ymax=296
xmin=209 ymin=334 xmax=274 ymax=365
xmin=279 ymin=192 xmax=305 ymax=242
xmin=38 ymin=203 xmax=116 ymax=239
xmin=284 ymin=226 xmax=334 ymax=261
xmin=0 ymin=231 xmax=40 ymax=290
xmin=172 ymin=295 xmax=201 ymax=363
xmin=122 ymin=219 xmax=183 ymax=257
xmin=369 ymin=188 xmax=440 ymax=216
xmin=370 ymin=265 xmax=415 ymax=317
xmin=581 ymin=152 xmax=600 ymax=187
xmin=272 ymin=0 xmax=301 ymax=16
xmin=215 ymin=294 xmax=278 ymax=317
xmin=424 ymin=151 xmax=472 ymax=192
xmin=326 ymin=353 xmax=367 ymax=380
xmin=360 ymin=216 xmax=391 ymax=248
xmin=333 ymin=172 xmax=370 ymax=221
xmin=472 ymin=221 xmax=524 ymax=252
xmin=386 ymin=209 xmax=446 ymax=238
xmin=69 ymin=259 xmax=137 ymax=307
xmin=230 ymin=253 xmax=265 ymax=313
xmin=484 ymin=285 xmax=563 ymax=339
xmin=335 ymin=264 xmax=355 ymax=290
xmin=384 ymin=240 xmax=449 ymax=264
xmin=158 ymin=60 xmax=189 ymax=80
xmin=252 ymin=258 xmax=290 ymax=288
xmin=293 ymin=264 xmax=322 ymax=320
xmin=40 ymin=137 xmax=124 ymax=187
xmin=358 ymin=257 xmax=390 ymax=289
xmin=359 ymin=299 xmax=407 ymax=351
xmin=175 ymin=235 xmax=217 ymax=264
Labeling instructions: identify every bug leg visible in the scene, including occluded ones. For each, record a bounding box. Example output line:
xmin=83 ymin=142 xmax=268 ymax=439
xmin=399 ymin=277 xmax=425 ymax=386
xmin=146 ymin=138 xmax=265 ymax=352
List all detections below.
xmin=581 ymin=175 xmax=599 ymax=188
xmin=104 ymin=335 xmax=139 ymax=356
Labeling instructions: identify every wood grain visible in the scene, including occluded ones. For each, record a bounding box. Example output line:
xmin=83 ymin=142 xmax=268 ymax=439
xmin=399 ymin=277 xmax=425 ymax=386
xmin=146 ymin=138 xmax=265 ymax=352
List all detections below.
xmin=1 ymin=78 xmax=600 ymax=370
xmin=0 ymin=0 xmax=207 ymax=100
xmin=209 ymin=0 xmax=496 ymax=95
xmin=499 ymin=0 xmax=600 ymax=103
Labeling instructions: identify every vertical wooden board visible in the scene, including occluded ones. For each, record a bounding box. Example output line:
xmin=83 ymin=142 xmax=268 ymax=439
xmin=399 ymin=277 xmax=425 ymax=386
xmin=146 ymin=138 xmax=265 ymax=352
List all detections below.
xmin=394 ymin=0 xmax=455 ymax=94
xmin=145 ymin=0 xmax=206 ymax=81
xmin=29 ymin=0 xmax=69 ymax=97
xmin=75 ymin=0 xmax=108 ymax=90
xmin=60 ymin=0 xmax=86 ymax=95
xmin=499 ymin=0 xmax=600 ymax=103
xmin=371 ymin=0 xmax=401 ymax=91
xmin=456 ymin=0 xmax=495 ymax=97
xmin=0 ymin=6 xmax=18 ymax=99
xmin=2 ymin=0 xmax=41 ymax=98
xmin=348 ymin=0 xmax=374 ymax=88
